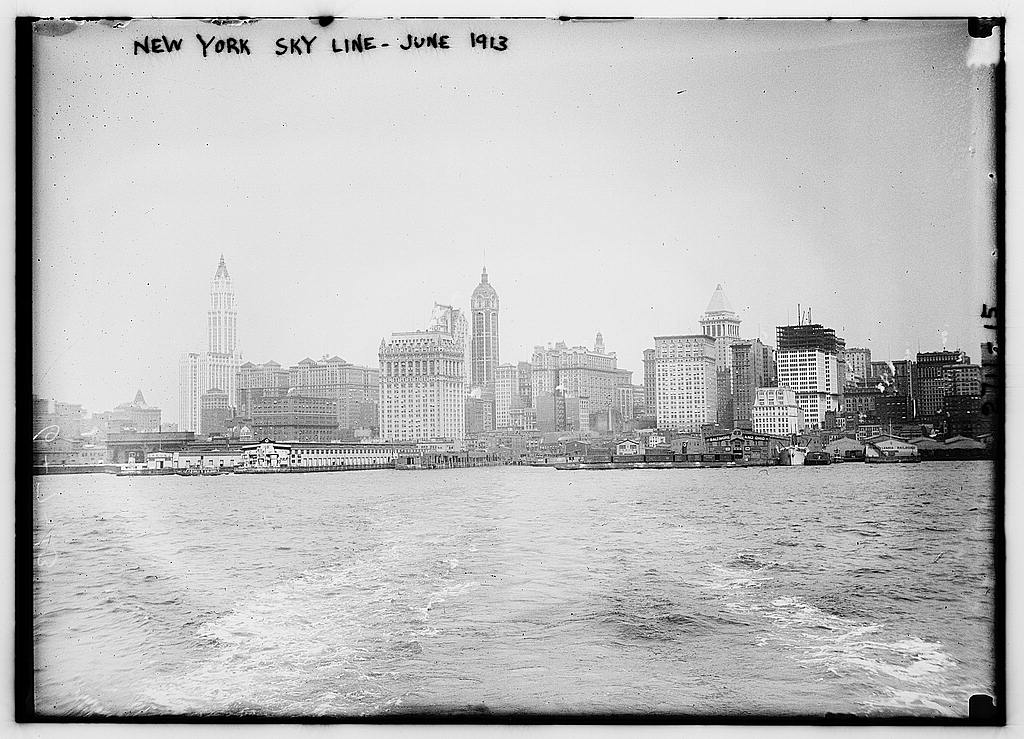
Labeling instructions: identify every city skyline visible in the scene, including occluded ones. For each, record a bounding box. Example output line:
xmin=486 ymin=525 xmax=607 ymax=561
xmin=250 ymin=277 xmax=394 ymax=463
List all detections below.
xmin=32 ymin=19 xmax=995 ymax=424
xmin=37 ymin=253 xmax=987 ymax=426
xmin=35 ymin=252 xmax=989 ymax=425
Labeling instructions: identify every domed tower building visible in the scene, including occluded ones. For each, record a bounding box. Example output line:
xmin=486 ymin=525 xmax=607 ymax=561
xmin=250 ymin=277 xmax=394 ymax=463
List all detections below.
xmin=470 ymin=267 xmax=500 ymax=389
xmin=699 ymin=284 xmax=742 ymax=428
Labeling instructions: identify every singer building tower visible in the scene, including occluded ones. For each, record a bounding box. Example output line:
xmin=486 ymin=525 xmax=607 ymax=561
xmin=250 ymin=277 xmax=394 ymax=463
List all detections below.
xmin=470 ymin=267 xmax=500 ymax=388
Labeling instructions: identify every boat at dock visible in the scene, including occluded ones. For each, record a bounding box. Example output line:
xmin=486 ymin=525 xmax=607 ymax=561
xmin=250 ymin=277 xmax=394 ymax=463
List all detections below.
xmin=778 ymin=446 xmax=807 ymax=466
xmin=804 ymin=451 xmax=832 ymax=466
xmin=116 ymin=467 xmax=178 ymax=477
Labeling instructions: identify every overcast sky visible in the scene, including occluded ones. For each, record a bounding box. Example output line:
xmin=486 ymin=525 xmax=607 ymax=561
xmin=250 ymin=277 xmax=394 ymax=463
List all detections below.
xmin=31 ymin=18 xmax=997 ymax=423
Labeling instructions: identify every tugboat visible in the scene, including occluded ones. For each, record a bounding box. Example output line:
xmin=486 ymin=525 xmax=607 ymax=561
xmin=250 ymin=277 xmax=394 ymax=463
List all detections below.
xmin=804 ymin=451 xmax=832 ymax=465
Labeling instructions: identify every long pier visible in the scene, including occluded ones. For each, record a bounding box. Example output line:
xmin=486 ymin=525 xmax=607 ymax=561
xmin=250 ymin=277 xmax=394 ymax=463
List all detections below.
xmin=552 ymin=460 xmax=772 ymax=470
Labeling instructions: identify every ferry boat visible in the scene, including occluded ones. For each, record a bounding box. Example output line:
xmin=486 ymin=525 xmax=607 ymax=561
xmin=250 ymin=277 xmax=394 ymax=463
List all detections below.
xmin=778 ymin=446 xmax=807 ymax=466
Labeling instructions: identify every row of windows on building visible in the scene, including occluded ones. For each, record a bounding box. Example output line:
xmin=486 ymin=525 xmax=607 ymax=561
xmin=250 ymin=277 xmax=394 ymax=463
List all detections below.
xmin=382 ymin=360 xmax=465 ymax=376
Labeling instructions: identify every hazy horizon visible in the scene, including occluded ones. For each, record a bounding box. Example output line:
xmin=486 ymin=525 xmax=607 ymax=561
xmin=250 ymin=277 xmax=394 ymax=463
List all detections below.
xmin=31 ymin=18 xmax=997 ymax=423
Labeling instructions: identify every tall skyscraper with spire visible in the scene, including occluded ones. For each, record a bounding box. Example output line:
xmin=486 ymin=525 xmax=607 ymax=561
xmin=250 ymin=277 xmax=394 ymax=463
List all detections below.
xmin=208 ymin=255 xmax=237 ymax=355
xmin=179 ymin=257 xmax=242 ymax=433
xmin=470 ymin=267 xmax=500 ymax=388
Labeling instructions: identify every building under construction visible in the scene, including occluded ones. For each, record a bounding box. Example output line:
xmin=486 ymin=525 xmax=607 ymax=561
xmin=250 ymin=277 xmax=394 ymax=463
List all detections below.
xmin=776 ymin=323 xmax=843 ymax=354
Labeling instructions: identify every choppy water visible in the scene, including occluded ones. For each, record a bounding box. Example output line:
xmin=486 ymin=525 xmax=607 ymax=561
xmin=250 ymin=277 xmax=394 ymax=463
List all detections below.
xmin=33 ymin=463 xmax=995 ymax=718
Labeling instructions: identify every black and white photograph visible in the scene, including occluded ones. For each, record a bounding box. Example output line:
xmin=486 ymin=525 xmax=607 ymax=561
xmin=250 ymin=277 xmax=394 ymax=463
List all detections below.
xmin=20 ymin=8 xmax=1006 ymax=725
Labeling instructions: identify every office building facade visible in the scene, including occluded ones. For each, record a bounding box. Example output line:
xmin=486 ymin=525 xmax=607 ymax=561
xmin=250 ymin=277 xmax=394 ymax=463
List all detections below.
xmin=751 ymin=386 xmax=805 ymax=436
xmin=653 ymin=334 xmax=718 ymax=433
xmin=843 ymin=347 xmax=872 ymax=385
xmin=530 ymin=337 xmax=632 ymax=414
xmin=200 ymin=388 xmax=232 ymax=435
xmin=251 ymin=394 xmax=339 ymax=443
xmin=288 ymin=356 xmax=380 ymax=434
xmin=775 ymin=322 xmax=843 ymax=431
xmin=236 ymin=360 xmax=290 ymax=418
xmin=731 ymin=339 xmax=776 ymax=430
xmin=914 ymin=350 xmax=970 ymax=417
xmin=495 ymin=363 xmax=529 ymax=430
xmin=379 ymin=330 xmax=467 ymax=442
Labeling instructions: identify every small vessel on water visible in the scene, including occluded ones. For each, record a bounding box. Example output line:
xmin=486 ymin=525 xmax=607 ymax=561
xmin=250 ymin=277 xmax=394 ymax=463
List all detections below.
xmin=175 ymin=467 xmax=225 ymax=476
xmin=778 ymin=446 xmax=807 ymax=466
xmin=864 ymin=453 xmax=921 ymax=464
xmin=804 ymin=451 xmax=832 ymax=466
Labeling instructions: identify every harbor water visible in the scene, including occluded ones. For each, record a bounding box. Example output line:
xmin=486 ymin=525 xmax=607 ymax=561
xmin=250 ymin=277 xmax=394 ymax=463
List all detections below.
xmin=33 ymin=462 xmax=996 ymax=717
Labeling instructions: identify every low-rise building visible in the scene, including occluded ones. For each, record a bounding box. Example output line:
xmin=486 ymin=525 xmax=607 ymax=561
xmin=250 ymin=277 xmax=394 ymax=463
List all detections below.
xmin=288 ymin=441 xmax=416 ymax=468
xmin=241 ymin=439 xmax=293 ymax=469
xmin=32 ymin=437 xmax=109 ymax=466
xmin=704 ymin=429 xmax=788 ymax=464
xmin=615 ymin=438 xmax=641 ymax=456
xmin=639 ymin=430 xmax=666 ymax=448
xmin=237 ymin=439 xmax=418 ymax=469
xmin=105 ymin=431 xmax=197 ymax=464
xmin=855 ymin=424 xmax=883 ymax=440
xmin=864 ymin=435 xmax=920 ymax=460
xmin=175 ymin=447 xmax=243 ymax=470
xmin=669 ymin=434 xmax=706 ymax=455
xmin=824 ymin=436 xmax=866 ymax=462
